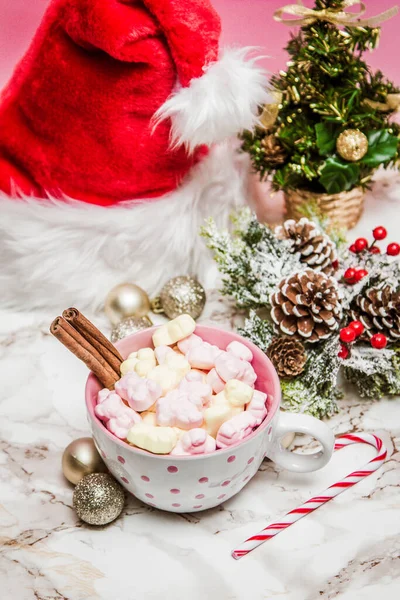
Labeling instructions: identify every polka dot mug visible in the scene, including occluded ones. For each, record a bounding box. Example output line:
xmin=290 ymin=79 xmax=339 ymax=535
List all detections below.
xmin=86 ymin=326 xmax=334 ymax=513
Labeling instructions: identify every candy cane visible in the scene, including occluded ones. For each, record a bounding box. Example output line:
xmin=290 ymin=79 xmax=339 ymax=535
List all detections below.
xmin=232 ymin=433 xmax=387 ymax=560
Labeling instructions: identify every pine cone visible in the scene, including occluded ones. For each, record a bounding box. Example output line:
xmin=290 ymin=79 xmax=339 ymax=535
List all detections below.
xmin=261 ymin=134 xmax=287 ymax=166
xmin=275 ymin=218 xmax=337 ymax=274
xmin=350 ymin=284 xmax=400 ymax=342
xmin=270 ymin=269 xmax=342 ymax=343
xmin=267 ymin=337 xmax=307 ymax=378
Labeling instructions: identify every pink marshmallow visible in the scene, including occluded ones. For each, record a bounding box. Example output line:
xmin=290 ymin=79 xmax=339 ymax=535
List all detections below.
xmin=170 ymin=429 xmax=216 ymax=456
xmin=95 ymin=390 xmax=141 ymax=439
xmin=185 ymin=370 xmax=204 ymax=383
xmin=246 ymin=390 xmax=268 ymax=425
xmin=156 ymin=389 xmax=203 ymax=430
xmin=216 ymin=412 xmax=258 ymax=449
xmin=115 ymin=371 xmax=162 ymax=412
xmin=154 ymin=345 xmax=175 ymax=364
xmin=177 ymin=333 xmax=203 ymax=355
xmin=226 ymin=341 xmax=253 ymax=363
xmin=206 ymin=368 xmax=225 ymax=394
xmin=186 ymin=341 xmax=222 ymax=370
xmin=215 ymin=353 xmax=257 ymax=386
xmin=179 ymin=376 xmax=212 ymax=406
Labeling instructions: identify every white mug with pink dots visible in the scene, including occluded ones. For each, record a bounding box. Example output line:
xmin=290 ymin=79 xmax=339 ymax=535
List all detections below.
xmin=86 ymin=326 xmax=335 ymax=513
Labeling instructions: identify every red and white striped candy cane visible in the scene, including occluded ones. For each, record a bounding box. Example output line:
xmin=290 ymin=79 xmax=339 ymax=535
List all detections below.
xmin=232 ymin=433 xmax=387 ymax=560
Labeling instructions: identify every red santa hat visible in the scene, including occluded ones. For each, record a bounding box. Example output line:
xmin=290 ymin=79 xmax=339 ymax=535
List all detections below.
xmin=0 ymin=0 xmax=269 ymax=308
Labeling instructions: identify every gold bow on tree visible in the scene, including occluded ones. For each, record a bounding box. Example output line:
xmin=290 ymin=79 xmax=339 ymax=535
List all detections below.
xmin=274 ymin=0 xmax=398 ymax=28
xmin=364 ymin=94 xmax=400 ymax=112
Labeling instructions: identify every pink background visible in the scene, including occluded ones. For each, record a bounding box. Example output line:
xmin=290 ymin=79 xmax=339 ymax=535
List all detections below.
xmin=0 ymin=0 xmax=399 ymax=88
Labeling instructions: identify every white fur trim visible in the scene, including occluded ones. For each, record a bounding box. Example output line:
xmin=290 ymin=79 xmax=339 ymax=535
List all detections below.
xmin=154 ymin=48 xmax=271 ymax=153
xmin=0 ymin=143 xmax=250 ymax=311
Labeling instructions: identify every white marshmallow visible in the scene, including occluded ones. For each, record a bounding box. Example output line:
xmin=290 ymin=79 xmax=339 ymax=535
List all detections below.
xmin=127 ymin=423 xmax=178 ymax=454
xmin=152 ymin=314 xmax=196 ymax=347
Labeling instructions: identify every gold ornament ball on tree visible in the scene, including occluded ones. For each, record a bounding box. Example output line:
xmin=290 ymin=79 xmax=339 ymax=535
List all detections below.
xmin=73 ymin=473 xmax=125 ymax=526
xmin=62 ymin=437 xmax=107 ymax=485
xmin=111 ymin=316 xmax=153 ymax=343
xmin=105 ymin=283 xmax=151 ymax=326
xmin=336 ymin=130 xmax=368 ymax=162
xmin=153 ymin=276 xmax=206 ymax=320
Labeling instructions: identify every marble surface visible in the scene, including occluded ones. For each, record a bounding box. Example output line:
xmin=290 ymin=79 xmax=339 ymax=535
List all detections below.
xmin=1 ymin=172 xmax=400 ymax=600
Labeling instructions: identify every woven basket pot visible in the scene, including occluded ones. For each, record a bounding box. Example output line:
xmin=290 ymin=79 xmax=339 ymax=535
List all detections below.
xmin=284 ymin=187 xmax=365 ymax=230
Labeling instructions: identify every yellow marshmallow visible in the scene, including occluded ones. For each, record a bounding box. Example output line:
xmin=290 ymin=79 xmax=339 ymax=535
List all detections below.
xmin=147 ymin=365 xmax=180 ymax=395
xmin=127 ymin=423 xmax=177 ymax=454
xmin=120 ymin=357 xmax=138 ymax=376
xmin=204 ymin=403 xmax=232 ymax=438
xmin=165 ymin=352 xmax=191 ymax=378
xmin=224 ymin=379 xmax=254 ymax=407
xmin=141 ymin=411 xmax=157 ymax=427
xmin=152 ymin=314 xmax=196 ymax=347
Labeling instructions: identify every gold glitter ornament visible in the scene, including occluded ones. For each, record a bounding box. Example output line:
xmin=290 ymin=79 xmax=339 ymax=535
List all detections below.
xmin=105 ymin=283 xmax=151 ymax=326
xmin=111 ymin=316 xmax=153 ymax=342
xmin=336 ymin=129 xmax=368 ymax=162
xmin=259 ymin=91 xmax=283 ymax=130
xmin=152 ymin=276 xmax=206 ymax=320
xmin=62 ymin=438 xmax=107 ymax=485
xmin=73 ymin=473 xmax=125 ymax=526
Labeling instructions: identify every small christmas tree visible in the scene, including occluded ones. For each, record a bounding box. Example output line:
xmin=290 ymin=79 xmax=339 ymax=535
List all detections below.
xmin=242 ymin=0 xmax=400 ymax=197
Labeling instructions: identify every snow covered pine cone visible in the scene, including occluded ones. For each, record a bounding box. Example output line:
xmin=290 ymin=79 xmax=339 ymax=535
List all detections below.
xmin=267 ymin=337 xmax=307 ymax=378
xmin=275 ymin=218 xmax=337 ymax=274
xmin=351 ymin=284 xmax=400 ymax=342
xmin=270 ymin=269 xmax=342 ymax=343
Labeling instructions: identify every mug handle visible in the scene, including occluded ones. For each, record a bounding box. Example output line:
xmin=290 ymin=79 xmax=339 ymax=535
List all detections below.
xmin=265 ymin=412 xmax=335 ymax=473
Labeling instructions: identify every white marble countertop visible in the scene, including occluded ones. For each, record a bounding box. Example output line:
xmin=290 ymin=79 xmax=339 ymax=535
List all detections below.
xmin=1 ymin=173 xmax=400 ymax=600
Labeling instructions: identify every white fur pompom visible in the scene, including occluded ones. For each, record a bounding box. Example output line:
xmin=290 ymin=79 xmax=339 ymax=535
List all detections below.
xmin=155 ymin=48 xmax=271 ymax=153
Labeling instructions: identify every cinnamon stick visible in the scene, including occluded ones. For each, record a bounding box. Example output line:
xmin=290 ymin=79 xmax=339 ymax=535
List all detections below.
xmin=62 ymin=308 xmax=123 ymax=374
xmin=50 ymin=317 xmax=119 ymax=389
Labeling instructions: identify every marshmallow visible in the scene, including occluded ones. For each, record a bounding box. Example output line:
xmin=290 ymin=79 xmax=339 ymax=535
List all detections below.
xmin=156 ymin=389 xmax=203 ymax=430
xmin=95 ymin=390 xmax=141 ymax=440
xmin=120 ymin=348 xmax=156 ymax=378
xmin=147 ymin=365 xmax=181 ymax=395
xmin=215 ymin=352 xmax=257 ymax=386
xmin=179 ymin=376 xmax=212 ymax=406
xmin=206 ymin=368 xmax=225 ymax=394
xmin=115 ymin=371 xmax=162 ymax=412
xmin=186 ymin=341 xmax=222 ymax=370
xmin=216 ymin=412 xmax=258 ymax=449
xmin=152 ymin=314 xmax=196 ymax=347
xmin=226 ymin=341 xmax=253 ymax=363
xmin=203 ymin=402 xmax=233 ymax=438
xmin=246 ymin=390 xmax=268 ymax=425
xmin=177 ymin=333 xmax=203 ymax=354
xmin=170 ymin=429 xmax=216 ymax=456
xmin=224 ymin=379 xmax=254 ymax=407
xmin=127 ymin=423 xmax=177 ymax=454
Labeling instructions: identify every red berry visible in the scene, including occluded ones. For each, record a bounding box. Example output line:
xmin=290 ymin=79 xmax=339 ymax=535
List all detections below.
xmin=372 ymin=226 xmax=387 ymax=241
xmin=387 ymin=243 xmax=400 ymax=256
xmin=371 ymin=333 xmax=388 ymax=349
xmin=340 ymin=327 xmax=356 ymax=343
xmin=332 ymin=259 xmax=339 ymax=270
xmin=338 ymin=344 xmax=350 ymax=359
xmin=354 ymin=269 xmax=368 ymax=282
xmin=349 ymin=320 xmax=364 ymax=337
xmin=349 ymin=244 xmax=357 ymax=253
xmin=354 ymin=238 xmax=368 ymax=252
xmin=344 ymin=268 xmax=356 ymax=283
xmin=370 ymin=246 xmax=381 ymax=254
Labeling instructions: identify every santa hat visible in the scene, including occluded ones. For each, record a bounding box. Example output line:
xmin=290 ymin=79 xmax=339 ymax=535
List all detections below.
xmin=0 ymin=0 xmax=269 ymax=309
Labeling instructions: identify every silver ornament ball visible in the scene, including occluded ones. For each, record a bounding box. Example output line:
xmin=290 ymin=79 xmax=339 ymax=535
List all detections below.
xmin=73 ymin=473 xmax=125 ymax=526
xmin=111 ymin=316 xmax=153 ymax=342
xmin=157 ymin=276 xmax=206 ymax=320
xmin=105 ymin=283 xmax=151 ymax=326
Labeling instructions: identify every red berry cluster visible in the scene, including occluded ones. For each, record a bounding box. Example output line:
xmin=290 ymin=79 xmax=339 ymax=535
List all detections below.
xmin=343 ymin=267 xmax=368 ymax=285
xmin=349 ymin=226 xmax=400 ymax=257
xmin=338 ymin=321 xmax=364 ymax=358
xmin=338 ymin=321 xmax=388 ymax=358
